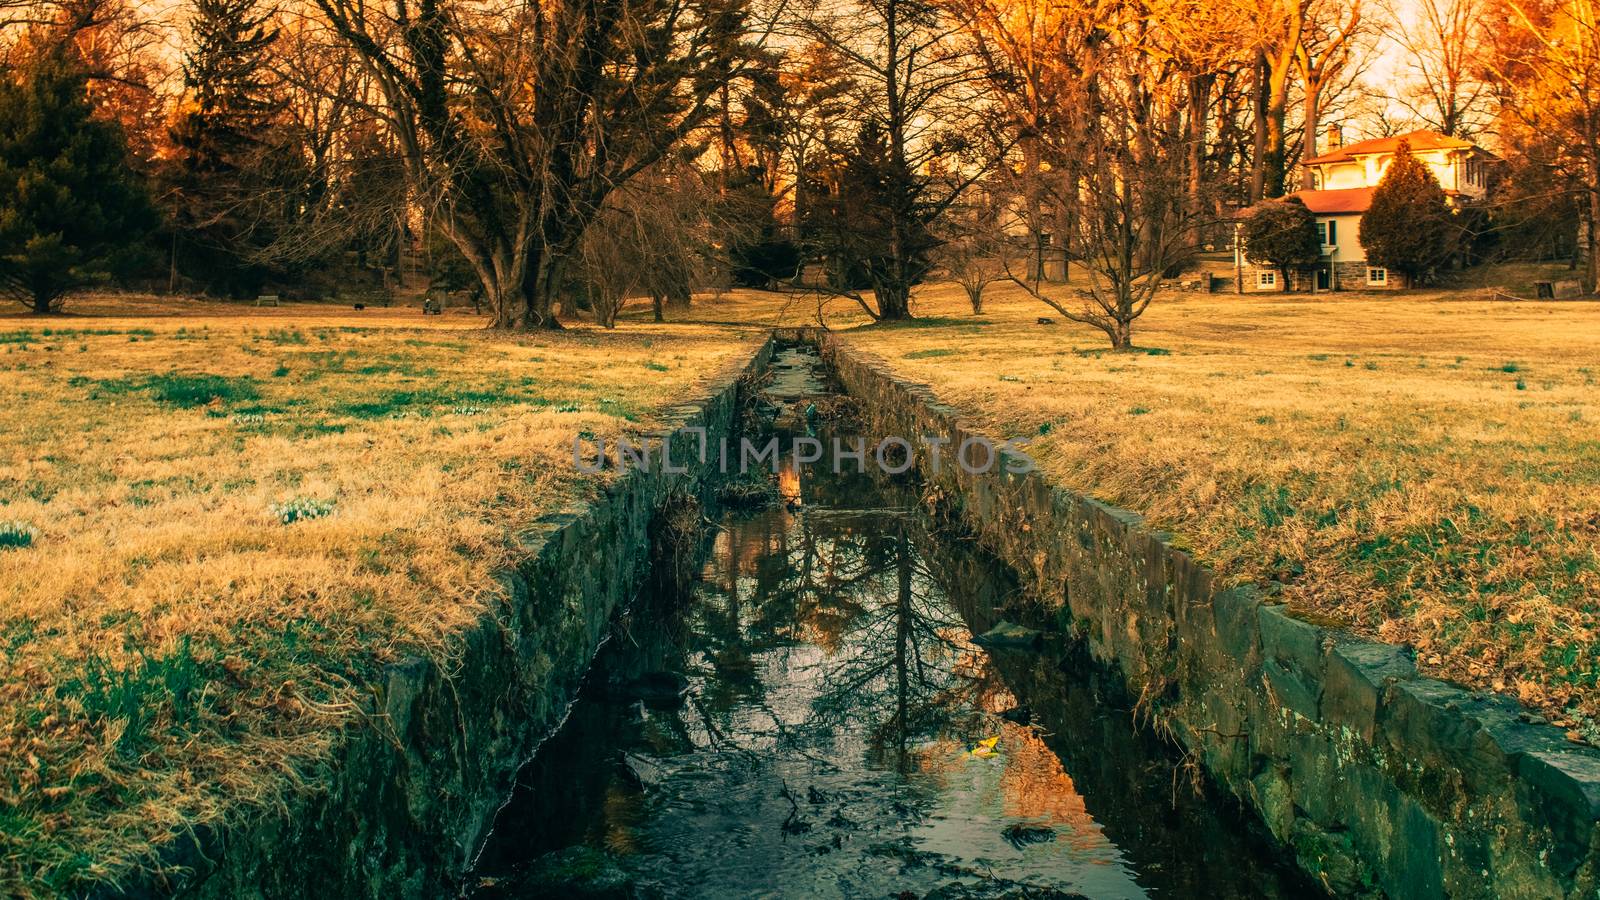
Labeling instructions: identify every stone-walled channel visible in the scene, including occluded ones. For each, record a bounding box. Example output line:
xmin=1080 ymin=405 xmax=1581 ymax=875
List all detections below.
xmin=111 ymin=332 xmax=1600 ymax=899
xmin=805 ymin=330 xmax=1600 ymax=900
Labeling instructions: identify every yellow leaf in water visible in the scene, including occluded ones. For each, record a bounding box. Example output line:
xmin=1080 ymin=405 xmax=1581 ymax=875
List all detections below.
xmin=968 ymin=735 xmax=1002 ymax=758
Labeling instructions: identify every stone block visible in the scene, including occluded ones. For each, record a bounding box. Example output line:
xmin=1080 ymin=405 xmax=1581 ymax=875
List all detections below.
xmin=1258 ymin=604 xmax=1325 ymax=674
xmin=1264 ymin=657 xmax=1322 ymax=719
xmin=1211 ymin=585 xmax=1263 ymax=668
xmin=1516 ymin=749 xmax=1600 ymax=877
xmin=1324 ymin=639 xmax=1416 ymax=743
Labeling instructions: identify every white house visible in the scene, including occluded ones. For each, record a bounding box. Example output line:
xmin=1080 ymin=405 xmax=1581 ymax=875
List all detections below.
xmin=1236 ymin=129 xmax=1495 ymax=292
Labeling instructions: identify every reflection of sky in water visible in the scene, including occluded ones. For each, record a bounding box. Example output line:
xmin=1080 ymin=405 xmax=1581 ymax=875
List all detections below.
xmin=909 ymin=731 xmax=1146 ymax=899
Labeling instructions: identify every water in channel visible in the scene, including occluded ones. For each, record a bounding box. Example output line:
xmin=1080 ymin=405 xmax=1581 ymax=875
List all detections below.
xmin=471 ymin=349 xmax=1314 ymax=900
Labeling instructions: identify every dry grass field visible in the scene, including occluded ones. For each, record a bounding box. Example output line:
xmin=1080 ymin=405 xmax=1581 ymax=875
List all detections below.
xmin=671 ymin=281 xmax=1600 ymax=735
xmin=0 ymin=296 xmax=759 ymax=895
xmin=5 ymin=279 xmax=1599 ymax=892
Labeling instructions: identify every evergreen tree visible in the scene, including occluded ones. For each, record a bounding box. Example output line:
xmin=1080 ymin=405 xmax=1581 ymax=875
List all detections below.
xmin=723 ymin=165 xmax=798 ymax=288
xmin=167 ymin=0 xmax=287 ymax=295
xmin=1360 ymin=140 xmax=1456 ymax=286
xmin=0 ymin=52 xmax=155 ymax=313
xmin=1242 ymin=196 xmax=1321 ymax=289
xmin=803 ymin=122 xmax=935 ymax=299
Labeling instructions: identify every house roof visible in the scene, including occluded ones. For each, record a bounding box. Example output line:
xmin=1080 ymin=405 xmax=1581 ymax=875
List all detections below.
xmin=1304 ymin=130 xmax=1478 ymax=166
xmin=1286 ymin=187 xmax=1374 ymax=215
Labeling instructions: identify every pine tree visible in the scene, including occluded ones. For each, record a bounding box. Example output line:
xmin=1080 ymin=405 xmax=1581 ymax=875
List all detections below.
xmin=1242 ymin=196 xmax=1321 ymax=289
xmin=804 ymin=121 xmax=935 ymax=301
xmin=1360 ymin=140 xmax=1456 ymax=286
xmin=167 ymin=0 xmax=287 ymax=295
xmin=0 ymin=52 xmax=155 ymax=313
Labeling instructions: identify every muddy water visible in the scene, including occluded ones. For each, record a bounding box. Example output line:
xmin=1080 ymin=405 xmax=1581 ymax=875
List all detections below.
xmin=470 ymin=350 xmax=1314 ymax=900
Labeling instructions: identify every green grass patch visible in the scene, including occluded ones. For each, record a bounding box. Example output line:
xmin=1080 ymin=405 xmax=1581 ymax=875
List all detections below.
xmin=0 ymin=521 xmax=37 ymax=550
xmin=148 ymin=373 xmax=260 ymax=407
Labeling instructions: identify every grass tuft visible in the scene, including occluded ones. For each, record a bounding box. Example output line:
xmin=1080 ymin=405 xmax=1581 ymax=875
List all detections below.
xmin=0 ymin=520 xmax=37 ymax=550
xmin=270 ymin=497 xmax=337 ymax=525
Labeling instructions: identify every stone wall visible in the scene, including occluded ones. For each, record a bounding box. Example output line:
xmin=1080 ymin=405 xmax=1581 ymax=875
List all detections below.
xmin=102 ymin=341 xmax=774 ymax=899
xmin=1333 ymin=260 xmax=1405 ymax=290
xmin=815 ymin=332 xmax=1600 ymax=900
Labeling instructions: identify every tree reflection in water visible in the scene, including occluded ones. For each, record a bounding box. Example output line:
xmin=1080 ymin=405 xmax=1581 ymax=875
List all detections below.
xmin=472 ymin=429 xmax=1314 ymax=899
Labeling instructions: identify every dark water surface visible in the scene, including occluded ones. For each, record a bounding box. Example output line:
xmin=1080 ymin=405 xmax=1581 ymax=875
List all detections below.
xmin=471 ymin=352 xmax=1314 ymax=900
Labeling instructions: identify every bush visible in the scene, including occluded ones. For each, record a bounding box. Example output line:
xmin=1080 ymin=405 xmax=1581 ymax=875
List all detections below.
xmin=1360 ymin=140 xmax=1456 ymax=285
xmin=1242 ymin=197 xmax=1320 ymax=288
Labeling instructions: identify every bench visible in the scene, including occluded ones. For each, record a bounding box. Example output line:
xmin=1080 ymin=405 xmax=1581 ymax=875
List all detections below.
xmin=254 ymin=294 xmax=280 ymax=307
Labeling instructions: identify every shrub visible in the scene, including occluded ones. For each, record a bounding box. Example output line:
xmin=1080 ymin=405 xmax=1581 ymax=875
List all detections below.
xmin=1360 ymin=140 xmax=1456 ymax=285
xmin=1242 ymin=196 xmax=1320 ymax=289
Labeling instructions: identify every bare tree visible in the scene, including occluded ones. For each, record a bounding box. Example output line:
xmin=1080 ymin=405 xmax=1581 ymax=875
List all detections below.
xmin=966 ymin=0 xmax=1209 ymax=348
xmin=933 ymin=180 xmax=1008 ymax=313
xmin=573 ymin=160 xmax=719 ymax=326
xmin=1390 ymin=0 xmax=1492 ymax=138
xmin=1245 ymin=0 xmax=1307 ymax=200
xmin=1295 ymin=0 xmax=1373 ymax=188
xmin=795 ymin=0 xmax=993 ymax=321
xmin=1486 ymin=0 xmax=1600 ymax=293
xmin=308 ymin=0 xmax=761 ymax=329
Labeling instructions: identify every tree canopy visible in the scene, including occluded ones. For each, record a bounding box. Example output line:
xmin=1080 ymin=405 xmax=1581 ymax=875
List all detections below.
xmin=1242 ymin=196 xmax=1321 ymax=288
xmin=0 ymin=51 xmax=153 ymax=312
xmin=1360 ymin=140 xmax=1455 ymax=285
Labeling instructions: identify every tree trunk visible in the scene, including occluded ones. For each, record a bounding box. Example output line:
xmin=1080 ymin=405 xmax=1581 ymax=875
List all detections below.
xmin=1055 ymin=172 xmax=1074 ymax=283
xmin=965 ymin=283 xmax=983 ymax=314
xmin=876 ymin=281 xmax=912 ymax=320
xmin=1250 ymin=53 xmax=1270 ymax=202
xmin=1302 ymin=84 xmax=1321 ymax=191
xmin=1022 ymin=134 xmax=1044 ymax=281
xmin=1109 ymin=316 xmax=1133 ymax=350
xmin=524 ymin=251 xmax=566 ymax=330
xmin=1588 ymin=185 xmax=1600 ymax=295
xmin=652 ymin=293 xmax=665 ymax=323
xmin=31 ymin=292 xmax=55 ymax=315
xmin=1187 ymin=72 xmax=1213 ymax=236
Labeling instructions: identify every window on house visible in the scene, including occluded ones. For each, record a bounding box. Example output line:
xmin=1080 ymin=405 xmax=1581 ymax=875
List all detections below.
xmin=1258 ymin=270 xmax=1277 ymax=288
xmin=1327 ymin=220 xmax=1337 ymax=245
xmin=1367 ymin=267 xmax=1388 ymax=285
xmin=1316 ymin=222 xmax=1327 ymax=245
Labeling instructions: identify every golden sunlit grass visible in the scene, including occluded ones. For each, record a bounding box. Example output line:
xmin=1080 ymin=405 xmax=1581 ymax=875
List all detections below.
xmin=670 ymin=281 xmax=1600 ymax=730
xmin=7 ymin=279 xmax=1600 ymax=891
xmin=0 ymin=297 xmax=759 ymax=895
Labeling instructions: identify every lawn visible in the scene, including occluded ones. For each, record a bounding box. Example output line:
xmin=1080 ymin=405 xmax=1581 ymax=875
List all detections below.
xmin=0 ymin=296 xmax=759 ymax=895
xmin=6 ymin=280 xmax=1600 ymax=892
xmin=670 ymin=281 xmax=1600 ymax=734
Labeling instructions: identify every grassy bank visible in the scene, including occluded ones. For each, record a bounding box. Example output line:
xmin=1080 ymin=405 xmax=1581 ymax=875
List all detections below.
xmin=674 ymin=283 xmax=1600 ymax=732
xmin=0 ymin=297 xmax=758 ymax=895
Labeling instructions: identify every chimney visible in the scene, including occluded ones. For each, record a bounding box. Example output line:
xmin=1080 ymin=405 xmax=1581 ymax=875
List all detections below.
xmin=1326 ymin=123 xmax=1343 ymax=150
